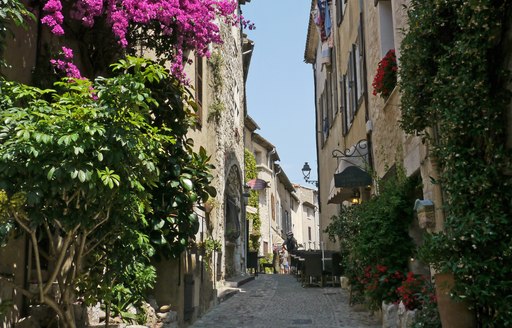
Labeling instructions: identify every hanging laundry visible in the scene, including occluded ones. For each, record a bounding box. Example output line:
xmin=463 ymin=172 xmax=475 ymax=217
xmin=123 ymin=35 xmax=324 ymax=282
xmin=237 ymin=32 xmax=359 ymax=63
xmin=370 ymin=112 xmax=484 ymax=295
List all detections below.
xmin=324 ymin=0 xmax=332 ymax=38
xmin=320 ymin=41 xmax=331 ymax=65
xmin=316 ymin=0 xmax=327 ymax=41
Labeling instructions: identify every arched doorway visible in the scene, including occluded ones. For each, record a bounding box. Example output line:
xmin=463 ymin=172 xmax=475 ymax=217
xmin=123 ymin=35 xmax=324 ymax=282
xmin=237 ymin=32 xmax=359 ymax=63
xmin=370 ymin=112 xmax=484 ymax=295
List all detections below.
xmin=224 ymin=165 xmax=244 ymax=279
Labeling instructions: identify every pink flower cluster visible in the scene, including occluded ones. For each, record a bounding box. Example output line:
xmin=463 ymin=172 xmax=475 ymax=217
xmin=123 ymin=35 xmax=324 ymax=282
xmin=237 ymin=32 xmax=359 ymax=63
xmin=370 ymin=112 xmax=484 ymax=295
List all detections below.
xmin=41 ymin=0 xmax=244 ymax=80
xmin=50 ymin=46 xmax=82 ymax=79
xmin=41 ymin=0 xmax=65 ymax=35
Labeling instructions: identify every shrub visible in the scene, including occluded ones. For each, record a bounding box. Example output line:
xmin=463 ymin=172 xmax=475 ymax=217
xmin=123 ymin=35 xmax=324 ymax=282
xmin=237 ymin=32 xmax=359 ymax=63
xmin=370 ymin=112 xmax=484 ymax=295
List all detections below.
xmin=397 ymin=272 xmax=428 ymax=310
xmin=360 ymin=264 xmax=405 ymax=310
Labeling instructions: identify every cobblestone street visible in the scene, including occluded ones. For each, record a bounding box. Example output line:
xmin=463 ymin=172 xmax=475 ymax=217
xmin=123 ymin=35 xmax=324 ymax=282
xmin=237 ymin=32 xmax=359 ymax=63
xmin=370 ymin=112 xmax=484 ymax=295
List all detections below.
xmin=189 ymin=274 xmax=381 ymax=328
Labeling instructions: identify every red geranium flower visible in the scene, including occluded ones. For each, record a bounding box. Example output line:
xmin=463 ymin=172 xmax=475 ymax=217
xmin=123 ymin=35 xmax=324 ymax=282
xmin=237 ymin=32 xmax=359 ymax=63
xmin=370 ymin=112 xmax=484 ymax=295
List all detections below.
xmin=372 ymin=49 xmax=397 ymax=99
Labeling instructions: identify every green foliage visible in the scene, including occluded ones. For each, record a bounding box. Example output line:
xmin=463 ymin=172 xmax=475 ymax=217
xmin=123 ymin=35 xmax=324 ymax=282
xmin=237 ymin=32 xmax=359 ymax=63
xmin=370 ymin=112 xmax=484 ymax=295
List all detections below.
xmin=207 ymin=51 xmax=225 ymax=123
xmin=207 ymin=101 xmax=225 ymax=122
xmin=199 ymin=236 xmax=222 ymax=271
xmin=325 ymin=173 xmax=418 ymax=309
xmin=0 ymin=57 xmax=215 ymax=325
xmin=400 ymin=1 xmax=512 ymax=325
xmin=0 ymin=190 xmax=23 ymax=246
xmin=258 ymin=254 xmax=273 ymax=274
xmin=81 ymin=260 xmax=156 ymax=324
xmin=0 ymin=0 xmax=34 ymax=69
xmin=0 ymin=299 xmax=13 ymax=317
xmin=244 ymin=149 xmax=261 ymax=252
xmin=360 ymin=265 xmax=405 ymax=311
xmin=411 ymin=280 xmax=441 ymax=328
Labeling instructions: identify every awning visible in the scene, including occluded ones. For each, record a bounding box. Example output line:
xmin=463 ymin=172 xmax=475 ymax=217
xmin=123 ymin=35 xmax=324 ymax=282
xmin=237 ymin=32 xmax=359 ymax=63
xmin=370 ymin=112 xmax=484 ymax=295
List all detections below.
xmin=334 ymin=166 xmax=372 ymax=188
xmin=328 ymin=177 xmax=353 ymax=204
xmin=246 ymin=178 xmax=268 ymax=190
xmin=327 ymin=140 xmax=372 ymax=204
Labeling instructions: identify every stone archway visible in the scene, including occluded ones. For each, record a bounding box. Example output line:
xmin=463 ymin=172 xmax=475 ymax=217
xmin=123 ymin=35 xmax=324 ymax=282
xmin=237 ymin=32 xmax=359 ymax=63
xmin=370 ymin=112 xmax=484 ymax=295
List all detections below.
xmin=224 ymin=165 xmax=244 ymax=279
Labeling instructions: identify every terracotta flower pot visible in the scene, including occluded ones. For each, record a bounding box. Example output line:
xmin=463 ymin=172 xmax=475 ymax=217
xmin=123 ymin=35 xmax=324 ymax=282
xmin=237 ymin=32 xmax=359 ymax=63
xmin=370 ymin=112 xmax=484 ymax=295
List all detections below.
xmin=434 ymin=272 xmax=476 ymax=328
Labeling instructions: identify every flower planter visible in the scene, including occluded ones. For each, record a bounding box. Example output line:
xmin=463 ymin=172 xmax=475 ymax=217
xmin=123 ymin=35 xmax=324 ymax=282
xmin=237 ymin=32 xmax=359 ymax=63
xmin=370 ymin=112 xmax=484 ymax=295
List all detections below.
xmin=434 ymin=272 xmax=476 ymax=328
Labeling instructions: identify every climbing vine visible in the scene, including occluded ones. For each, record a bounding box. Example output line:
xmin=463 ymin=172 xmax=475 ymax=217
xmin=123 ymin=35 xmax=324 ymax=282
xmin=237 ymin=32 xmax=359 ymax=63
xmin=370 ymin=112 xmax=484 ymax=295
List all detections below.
xmin=399 ymin=1 xmax=512 ymax=325
xmin=199 ymin=236 xmax=222 ymax=271
xmin=244 ymin=149 xmax=260 ymax=251
xmin=207 ymin=51 xmax=226 ymax=122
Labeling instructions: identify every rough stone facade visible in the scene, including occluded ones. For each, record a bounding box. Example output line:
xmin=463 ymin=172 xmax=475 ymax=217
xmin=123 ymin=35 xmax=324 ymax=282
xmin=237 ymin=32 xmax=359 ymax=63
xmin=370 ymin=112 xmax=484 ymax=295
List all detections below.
xmin=153 ymin=13 xmax=248 ymax=327
xmin=0 ymin=4 xmax=250 ymax=328
xmin=305 ymin=0 xmax=444 ymax=287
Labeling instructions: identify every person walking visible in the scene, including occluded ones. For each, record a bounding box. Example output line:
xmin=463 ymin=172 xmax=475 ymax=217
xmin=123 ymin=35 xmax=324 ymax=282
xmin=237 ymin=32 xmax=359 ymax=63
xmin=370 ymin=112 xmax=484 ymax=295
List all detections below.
xmin=279 ymin=246 xmax=289 ymax=274
xmin=282 ymin=232 xmax=297 ymax=274
xmin=283 ymin=231 xmax=297 ymax=253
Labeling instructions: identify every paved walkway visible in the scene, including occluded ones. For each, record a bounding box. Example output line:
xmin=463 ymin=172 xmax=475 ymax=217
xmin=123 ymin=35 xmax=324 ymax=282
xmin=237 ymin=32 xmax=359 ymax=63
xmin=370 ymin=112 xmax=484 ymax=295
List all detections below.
xmin=189 ymin=274 xmax=381 ymax=328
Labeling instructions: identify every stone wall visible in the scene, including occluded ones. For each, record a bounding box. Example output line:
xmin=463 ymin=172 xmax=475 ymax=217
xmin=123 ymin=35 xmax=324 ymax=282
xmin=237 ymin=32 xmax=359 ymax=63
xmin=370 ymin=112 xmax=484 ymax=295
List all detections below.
xmin=153 ymin=10 xmax=248 ymax=327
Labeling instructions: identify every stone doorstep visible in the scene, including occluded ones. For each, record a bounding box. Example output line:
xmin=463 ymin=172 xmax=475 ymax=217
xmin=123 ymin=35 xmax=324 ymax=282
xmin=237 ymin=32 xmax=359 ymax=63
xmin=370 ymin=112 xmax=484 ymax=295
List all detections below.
xmin=223 ymin=274 xmax=255 ymax=288
xmin=216 ymin=288 xmax=240 ymax=304
xmin=87 ymin=324 xmax=153 ymax=328
xmin=215 ymin=275 xmax=255 ymax=304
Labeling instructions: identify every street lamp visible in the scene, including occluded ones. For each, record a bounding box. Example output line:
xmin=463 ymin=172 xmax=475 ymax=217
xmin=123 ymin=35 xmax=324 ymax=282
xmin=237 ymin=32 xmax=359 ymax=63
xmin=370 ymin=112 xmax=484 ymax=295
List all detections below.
xmin=301 ymin=162 xmax=318 ymax=187
xmin=350 ymin=189 xmax=361 ymax=205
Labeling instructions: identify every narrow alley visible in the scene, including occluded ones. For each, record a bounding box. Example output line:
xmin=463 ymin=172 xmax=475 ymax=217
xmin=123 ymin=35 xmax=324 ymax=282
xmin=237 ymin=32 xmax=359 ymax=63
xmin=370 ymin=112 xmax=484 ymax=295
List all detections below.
xmin=189 ymin=274 xmax=380 ymax=328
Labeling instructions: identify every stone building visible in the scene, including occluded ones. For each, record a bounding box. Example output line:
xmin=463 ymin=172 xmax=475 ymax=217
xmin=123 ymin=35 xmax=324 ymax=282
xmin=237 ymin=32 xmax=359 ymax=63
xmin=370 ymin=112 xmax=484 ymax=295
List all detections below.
xmin=305 ymin=0 xmax=374 ymax=253
xmin=152 ymin=6 xmax=253 ymax=325
xmin=245 ymin=130 xmax=284 ymax=255
xmin=243 ymin=116 xmax=321 ymax=260
xmin=304 ymin=0 xmax=440 ymax=262
xmin=0 ymin=1 xmax=254 ymax=327
xmin=293 ymin=185 xmax=320 ymax=251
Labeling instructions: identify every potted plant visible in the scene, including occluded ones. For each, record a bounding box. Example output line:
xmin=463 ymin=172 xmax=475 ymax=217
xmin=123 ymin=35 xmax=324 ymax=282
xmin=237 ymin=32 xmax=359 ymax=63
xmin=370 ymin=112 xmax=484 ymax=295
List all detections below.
xmin=372 ymin=49 xmax=397 ymax=99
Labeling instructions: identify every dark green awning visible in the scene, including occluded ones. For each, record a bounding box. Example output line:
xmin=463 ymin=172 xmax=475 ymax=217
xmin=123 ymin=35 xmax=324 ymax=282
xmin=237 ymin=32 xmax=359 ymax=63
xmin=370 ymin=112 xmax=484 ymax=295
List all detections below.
xmin=334 ymin=166 xmax=372 ymax=188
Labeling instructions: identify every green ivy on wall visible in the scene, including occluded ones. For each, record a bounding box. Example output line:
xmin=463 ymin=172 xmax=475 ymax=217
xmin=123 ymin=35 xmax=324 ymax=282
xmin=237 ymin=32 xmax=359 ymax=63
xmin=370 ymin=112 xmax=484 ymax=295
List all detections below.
xmin=244 ymin=149 xmax=261 ymax=252
xmin=207 ymin=51 xmax=225 ymax=122
xmin=399 ymin=1 xmax=512 ymax=325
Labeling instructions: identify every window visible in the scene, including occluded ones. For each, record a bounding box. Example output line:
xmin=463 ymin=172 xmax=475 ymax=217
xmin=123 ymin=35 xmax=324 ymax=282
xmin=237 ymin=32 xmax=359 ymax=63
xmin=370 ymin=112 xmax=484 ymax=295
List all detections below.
xmin=331 ymin=50 xmax=339 ymax=117
xmin=327 ymin=77 xmax=334 ymax=128
xmin=336 ymin=0 xmax=347 ymax=26
xmin=340 ymin=76 xmax=348 ymax=134
xmin=283 ymin=210 xmax=290 ymax=235
xmin=378 ymin=1 xmax=395 ymax=58
xmin=320 ymin=91 xmax=329 ymax=146
xmin=342 ymin=46 xmax=360 ymax=134
xmin=255 ymin=151 xmax=262 ymax=165
xmin=350 ymin=45 xmax=358 ymax=114
xmin=357 ymin=20 xmax=366 ymax=98
xmin=308 ymin=227 xmax=312 ymax=241
xmin=277 ymin=201 xmax=281 ymax=227
xmin=354 ymin=43 xmax=363 ymax=102
xmin=263 ymin=241 xmax=269 ymax=256
xmin=195 ymin=55 xmax=204 ymax=127
xmin=271 ymin=194 xmax=276 ymax=221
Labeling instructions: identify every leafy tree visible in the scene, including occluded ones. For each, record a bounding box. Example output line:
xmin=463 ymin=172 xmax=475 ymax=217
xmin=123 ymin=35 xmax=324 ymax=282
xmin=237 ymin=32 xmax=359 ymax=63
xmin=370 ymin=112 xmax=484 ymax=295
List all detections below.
xmin=0 ymin=57 xmax=214 ymax=327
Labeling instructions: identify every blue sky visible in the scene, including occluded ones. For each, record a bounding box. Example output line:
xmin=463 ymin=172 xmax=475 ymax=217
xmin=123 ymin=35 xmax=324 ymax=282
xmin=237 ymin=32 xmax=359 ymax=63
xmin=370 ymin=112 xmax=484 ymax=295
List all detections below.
xmin=242 ymin=0 xmax=317 ymax=186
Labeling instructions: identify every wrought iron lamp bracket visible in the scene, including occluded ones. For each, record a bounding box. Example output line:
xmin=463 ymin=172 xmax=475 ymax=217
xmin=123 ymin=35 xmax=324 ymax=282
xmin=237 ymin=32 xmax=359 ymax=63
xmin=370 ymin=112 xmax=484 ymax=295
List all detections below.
xmin=331 ymin=139 xmax=369 ymax=170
